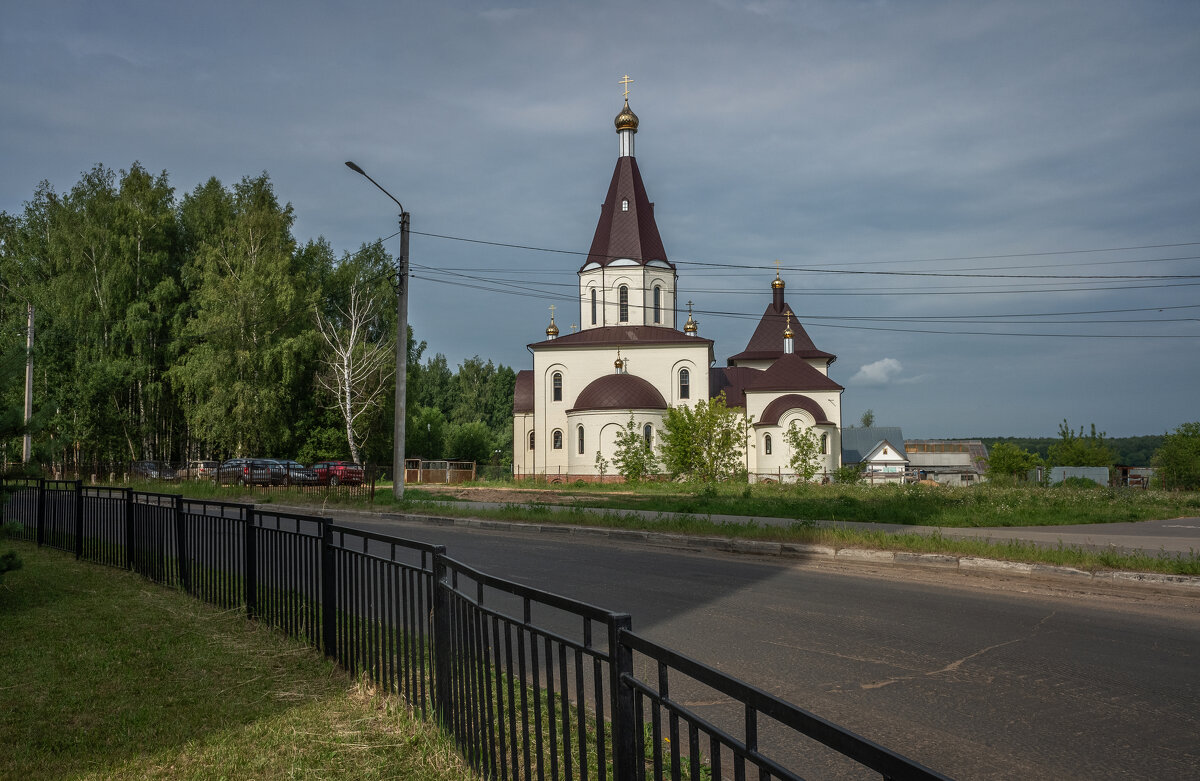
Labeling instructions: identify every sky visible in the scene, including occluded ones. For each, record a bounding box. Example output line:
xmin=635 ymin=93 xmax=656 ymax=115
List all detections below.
xmin=2 ymin=1 xmax=1198 ymax=439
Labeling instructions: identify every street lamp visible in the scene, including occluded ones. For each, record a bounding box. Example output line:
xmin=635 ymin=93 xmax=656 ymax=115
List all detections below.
xmin=345 ymin=160 xmax=409 ymax=500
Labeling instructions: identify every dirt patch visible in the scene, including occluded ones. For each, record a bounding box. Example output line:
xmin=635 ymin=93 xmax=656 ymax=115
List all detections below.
xmin=416 ymin=485 xmax=580 ymax=505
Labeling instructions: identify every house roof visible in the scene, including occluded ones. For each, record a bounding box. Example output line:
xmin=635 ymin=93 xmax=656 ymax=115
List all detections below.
xmin=513 ymin=370 xmax=533 ymax=414
xmin=581 ymin=156 xmax=672 ymax=270
xmin=727 ymin=302 xmax=836 ymax=365
xmin=529 ymin=325 xmax=713 ymax=351
xmin=746 ymin=353 xmax=844 ymax=393
xmin=841 ymin=427 xmax=907 ymax=464
xmin=754 ymin=394 xmax=833 ymax=427
xmin=569 ymin=373 xmax=667 ymax=413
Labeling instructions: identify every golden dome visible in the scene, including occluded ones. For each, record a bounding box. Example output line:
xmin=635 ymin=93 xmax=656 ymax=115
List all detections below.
xmin=546 ymin=319 xmax=559 ymax=337
xmin=614 ymin=99 xmax=639 ymax=132
xmin=784 ymin=312 xmax=794 ymax=339
xmin=684 ymin=314 xmax=698 ymax=334
xmin=772 ymin=272 xmax=785 ymax=290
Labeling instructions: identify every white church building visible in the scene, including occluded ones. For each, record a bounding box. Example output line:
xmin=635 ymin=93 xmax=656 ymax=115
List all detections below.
xmin=512 ymin=92 xmax=843 ymax=481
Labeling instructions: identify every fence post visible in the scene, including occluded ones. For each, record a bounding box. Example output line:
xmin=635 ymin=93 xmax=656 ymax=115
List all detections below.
xmin=73 ymin=480 xmax=83 ymax=560
xmin=245 ymin=509 xmax=258 ymax=621
xmin=610 ymin=613 xmax=637 ymax=781
xmin=123 ymin=487 xmax=134 ymax=570
xmin=35 ymin=478 xmax=46 ymax=547
xmin=174 ymin=495 xmax=190 ymax=592
xmin=432 ymin=549 xmax=453 ymax=729
xmin=321 ymin=522 xmax=336 ymax=658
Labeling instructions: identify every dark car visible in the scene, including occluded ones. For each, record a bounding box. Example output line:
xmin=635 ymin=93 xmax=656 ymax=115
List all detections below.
xmin=217 ymin=458 xmax=284 ymax=486
xmin=268 ymin=459 xmax=319 ymax=486
xmin=312 ymin=460 xmax=365 ymax=486
xmin=129 ymin=460 xmax=176 ymax=481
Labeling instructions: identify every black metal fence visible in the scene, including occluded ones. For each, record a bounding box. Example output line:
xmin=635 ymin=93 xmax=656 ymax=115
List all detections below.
xmin=0 ymin=477 xmax=950 ymax=781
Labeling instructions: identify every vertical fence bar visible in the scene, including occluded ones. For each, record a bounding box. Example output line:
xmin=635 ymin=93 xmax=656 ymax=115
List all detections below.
xmin=73 ymin=480 xmax=83 ymax=560
xmin=433 ymin=550 xmax=453 ymax=730
xmin=612 ymin=615 xmax=637 ymax=781
xmin=123 ymin=487 xmax=133 ymax=569
xmin=174 ymin=495 xmax=190 ymax=593
xmin=245 ymin=511 xmax=258 ymax=621
xmin=35 ymin=478 xmax=46 ymax=546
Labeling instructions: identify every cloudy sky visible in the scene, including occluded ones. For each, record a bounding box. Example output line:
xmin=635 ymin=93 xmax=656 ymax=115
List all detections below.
xmin=3 ymin=1 xmax=1198 ymax=438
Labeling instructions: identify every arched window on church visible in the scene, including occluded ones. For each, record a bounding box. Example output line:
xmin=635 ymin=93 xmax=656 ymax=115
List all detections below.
xmin=619 ymin=285 xmax=629 ymax=322
xmin=678 ymin=368 xmax=690 ymax=399
xmin=577 ymin=425 xmax=585 ymax=455
xmin=590 ymin=289 xmax=597 ymax=325
xmin=552 ymin=372 xmax=562 ymax=402
xmin=764 ymin=434 xmax=772 ymax=455
xmin=529 ymin=431 xmax=535 ymax=451
xmin=552 ymin=430 xmax=563 ymax=449
xmin=821 ymin=433 xmax=828 ymax=454
xmin=643 ymin=424 xmax=653 ymax=446
xmin=653 ymin=286 xmax=661 ymax=323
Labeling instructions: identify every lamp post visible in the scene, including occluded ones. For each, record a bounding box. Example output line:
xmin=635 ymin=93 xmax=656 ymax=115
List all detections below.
xmin=345 ymin=161 xmax=409 ymax=500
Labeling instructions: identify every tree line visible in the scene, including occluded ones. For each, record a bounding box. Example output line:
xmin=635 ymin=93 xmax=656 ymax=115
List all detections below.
xmin=0 ymin=163 xmax=515 ymax=473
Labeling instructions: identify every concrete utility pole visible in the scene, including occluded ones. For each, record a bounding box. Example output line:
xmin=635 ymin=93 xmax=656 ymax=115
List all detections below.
xmin=345 ymin=161 xmax=409 ymax=499
xmin=22 ymin=303 xmax=33 ymax=463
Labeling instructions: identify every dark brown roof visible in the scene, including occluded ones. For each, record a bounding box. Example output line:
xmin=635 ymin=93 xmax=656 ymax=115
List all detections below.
xmin=755 ymin=394 xmax=833 ymax=426
xmin=727 ymin=303 xmax=836 ymax=365
xmin=582 ymin=157 xmax=672 ymax=269
xmin=708 ymin=366 xmax=762 ymax=409
xmin=569 ymin=373 xmax=667 ymax=412
xmin=748 ymin=353 xmax=844 ymax=393
xmin=513 ymin=370 xmax=533 ymax=413
xmin=530 ymin=325 xmax=712 ymax=350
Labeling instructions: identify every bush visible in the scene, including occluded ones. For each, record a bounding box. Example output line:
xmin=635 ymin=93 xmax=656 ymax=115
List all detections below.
xmin=0 ymin=549 xmax=22 ymax=584
xmin=1059 ymin=476 xmax=1103 ymax=489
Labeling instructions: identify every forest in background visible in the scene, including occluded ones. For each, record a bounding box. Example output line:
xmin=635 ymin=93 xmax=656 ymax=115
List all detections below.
xmin=0 ymin=163 xmax=514 ymax=474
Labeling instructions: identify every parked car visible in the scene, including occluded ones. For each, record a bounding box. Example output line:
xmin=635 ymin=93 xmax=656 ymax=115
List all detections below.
xmin=129 ymin=460 xmax=176 ymax=481
xmin=267 ymin=459 xmax=319 ymax=486
xmin=217 ymin=458 xmax=284 ymax=486
xmin=187 ymin=460 xmax=219 ymax=480
xmin=312 ymin=460 xmax=365 ymax=486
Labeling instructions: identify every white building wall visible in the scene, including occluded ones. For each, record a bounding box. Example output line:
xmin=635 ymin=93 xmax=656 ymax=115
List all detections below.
xmin=528 ymin=340 xmax=709 ymax=477
xmin=578 ymin=264 xmax=676 ymax=329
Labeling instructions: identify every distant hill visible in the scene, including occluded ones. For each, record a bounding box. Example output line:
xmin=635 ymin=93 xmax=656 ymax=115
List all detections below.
xmin=975 ymin=436 xmax=1165 ymax=466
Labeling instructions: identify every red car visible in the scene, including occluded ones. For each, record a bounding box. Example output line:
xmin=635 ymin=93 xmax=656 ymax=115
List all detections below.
xmin=312 ymin=461 xmax=365 ymax=486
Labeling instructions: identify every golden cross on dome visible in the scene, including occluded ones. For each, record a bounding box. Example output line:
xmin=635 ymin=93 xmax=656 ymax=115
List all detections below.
xmin=548 ymin=304 xmax=556 ymax=319
xmin=774 ymin=259 xmax=782 ymax=274
xmin=619 ymin=74 xmax=634 ymax=100
xmin=687 ymin=299 xmax=694 ymax=313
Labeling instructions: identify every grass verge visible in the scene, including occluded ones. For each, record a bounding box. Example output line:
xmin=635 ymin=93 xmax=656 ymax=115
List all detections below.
xmin=0 ymin=541 xmax=472 ymax=781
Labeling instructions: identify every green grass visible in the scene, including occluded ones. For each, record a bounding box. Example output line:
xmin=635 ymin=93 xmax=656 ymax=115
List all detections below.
xmin=0 ymin=541 xmax=472 ymax=781
xmin=417 ymin=479 xmax=1200 ymax=528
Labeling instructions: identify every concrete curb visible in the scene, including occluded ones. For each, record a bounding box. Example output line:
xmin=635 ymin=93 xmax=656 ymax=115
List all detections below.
xmin=283 ymin=505 xmax=1200 ymax=594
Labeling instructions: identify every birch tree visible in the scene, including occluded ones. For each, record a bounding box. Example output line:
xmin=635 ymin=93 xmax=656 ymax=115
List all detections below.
xmin=314 ymin=245 xmax=395 ymax=463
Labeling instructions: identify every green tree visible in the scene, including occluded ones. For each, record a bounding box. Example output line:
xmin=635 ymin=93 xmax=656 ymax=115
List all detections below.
xmin=1152 ymin=422 xmax=1200 ymax=490
xmin=169 ymin=174 xmax=317 ymax=457
xmin=612 ymin=415 xmax=659 ymax=482
xmin=784 ymin=423 xmax=823 ymax=482
xmin=444 ymin=420 xmax=494 ymax=464
xmin=1047 ymin=420 xmax=1115 ymax=467
xmin=859 ymin=409 xmax=875 ymax=428
xmin=985 ymin=442 xmax=1042 ymax=482
xmin=659 ymin=392 xmax=750 ymax=482
xmin=406 ymin=405 xmax=446 ymax=460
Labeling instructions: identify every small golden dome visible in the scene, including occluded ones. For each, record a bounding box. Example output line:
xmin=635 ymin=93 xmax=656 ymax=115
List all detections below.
xmin=784 ymin=312 xmax=794 ymax=339
xmin=684 ymin=315 xmax=698 ymax=334
xmin=614 ymin=99 xmax=639 ymax=132
xmin=772 ymin=272 xmax=785 ymax=290
xmin=546 ymin=320 xmax=559 ymax=337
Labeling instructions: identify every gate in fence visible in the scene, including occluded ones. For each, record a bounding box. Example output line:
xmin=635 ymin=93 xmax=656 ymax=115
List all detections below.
xmin=1 ymin=477 xmax=950 ymax=780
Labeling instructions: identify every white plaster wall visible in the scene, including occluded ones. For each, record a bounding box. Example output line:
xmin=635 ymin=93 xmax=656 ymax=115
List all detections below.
xmin=578 ymin=266 xmax=676 ymax=329
xmin=565 ymin=408 xmax=665 ymax=475
xmin=527 ymin=340 xmax=709 ymax=476
xmin=512 ymin=412 xmax=534 ymax=476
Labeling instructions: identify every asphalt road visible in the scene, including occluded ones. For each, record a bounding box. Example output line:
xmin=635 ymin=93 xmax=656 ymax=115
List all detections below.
xmin=338 ymin=512 xmax=1200 ymax=780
